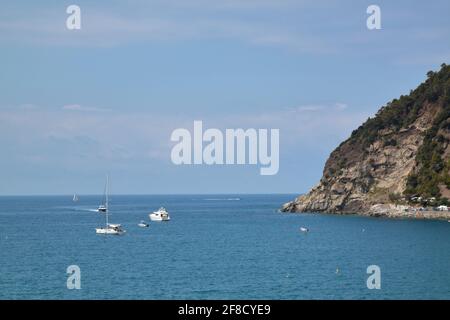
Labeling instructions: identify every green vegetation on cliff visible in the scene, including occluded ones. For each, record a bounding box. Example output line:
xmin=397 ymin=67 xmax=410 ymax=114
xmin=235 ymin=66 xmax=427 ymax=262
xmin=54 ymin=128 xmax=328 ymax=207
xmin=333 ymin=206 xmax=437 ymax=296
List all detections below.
xmin=349 ymin=64 xmax=450 ymax=147
xmin=404 ymin=65 xmax=450 ymax=201
xmin=338 ymin=64 xmax=450 ymax=202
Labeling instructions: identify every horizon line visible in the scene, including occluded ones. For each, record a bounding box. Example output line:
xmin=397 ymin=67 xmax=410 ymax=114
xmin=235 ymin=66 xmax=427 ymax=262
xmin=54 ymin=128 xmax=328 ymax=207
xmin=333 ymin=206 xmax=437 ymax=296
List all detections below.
xmin=0 ymin=192 xmax=301 ymax=197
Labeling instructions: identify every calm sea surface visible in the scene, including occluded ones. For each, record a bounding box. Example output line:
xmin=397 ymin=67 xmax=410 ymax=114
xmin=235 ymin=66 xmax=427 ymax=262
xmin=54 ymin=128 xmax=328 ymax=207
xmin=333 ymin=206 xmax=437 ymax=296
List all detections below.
xmin=0 ymin=194 xmax=449 ymax=299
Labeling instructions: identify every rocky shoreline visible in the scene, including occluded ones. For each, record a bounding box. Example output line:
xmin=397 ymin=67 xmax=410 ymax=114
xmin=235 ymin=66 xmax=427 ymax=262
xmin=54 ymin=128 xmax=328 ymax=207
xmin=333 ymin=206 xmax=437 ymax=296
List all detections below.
xmin=281 ymin=201 xmax=450 ymax=220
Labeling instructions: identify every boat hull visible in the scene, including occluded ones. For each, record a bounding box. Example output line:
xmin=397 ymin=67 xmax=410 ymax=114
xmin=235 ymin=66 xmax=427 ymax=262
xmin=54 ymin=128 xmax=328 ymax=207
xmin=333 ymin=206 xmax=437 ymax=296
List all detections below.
xmin=138 ymin=223 xmax=149 ymax=227
xmin=149 ymin=213 xmax=170 ymax=221
xmin=95 ymin=228 xmax=125 ymax=235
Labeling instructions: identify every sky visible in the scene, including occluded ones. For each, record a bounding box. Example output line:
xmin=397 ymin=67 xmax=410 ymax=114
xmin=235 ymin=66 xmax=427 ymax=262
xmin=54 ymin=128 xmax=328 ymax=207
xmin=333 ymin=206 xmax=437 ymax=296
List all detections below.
xmin=1 ymin=0 xmax=450 ymax=195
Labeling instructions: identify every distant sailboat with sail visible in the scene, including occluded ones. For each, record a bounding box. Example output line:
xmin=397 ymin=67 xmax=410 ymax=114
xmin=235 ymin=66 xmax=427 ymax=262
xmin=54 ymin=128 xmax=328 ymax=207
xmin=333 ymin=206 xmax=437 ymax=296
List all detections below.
xmin=95 ymin=175 xmax=125 ymax=235
xmin=72 ymin=194 xmax=79 ymax=202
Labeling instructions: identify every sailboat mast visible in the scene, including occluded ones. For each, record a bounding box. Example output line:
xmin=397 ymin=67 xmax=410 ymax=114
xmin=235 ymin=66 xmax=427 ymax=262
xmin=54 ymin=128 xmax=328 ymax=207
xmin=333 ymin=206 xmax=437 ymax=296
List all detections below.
xmin=106 ymin=174 xmax=109 ymax=227
xmin=106 ymin=174 xmax=109 ymax=210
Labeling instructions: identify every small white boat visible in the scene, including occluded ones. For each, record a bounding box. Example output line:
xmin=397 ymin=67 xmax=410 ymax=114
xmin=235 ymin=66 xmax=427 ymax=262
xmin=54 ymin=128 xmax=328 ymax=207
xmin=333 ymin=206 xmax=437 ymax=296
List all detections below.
xmin=300 ymin=227 xmax=309 ymax=232
xmin=96 ymin=224 xmax=126 ymax=235
xmin=149 ymin=207 xmax=170 ymax=221
xmin=73 ymin=194 xmax=79 ymax=202
xmin=138 ymin=221 xmax=149 ymax=228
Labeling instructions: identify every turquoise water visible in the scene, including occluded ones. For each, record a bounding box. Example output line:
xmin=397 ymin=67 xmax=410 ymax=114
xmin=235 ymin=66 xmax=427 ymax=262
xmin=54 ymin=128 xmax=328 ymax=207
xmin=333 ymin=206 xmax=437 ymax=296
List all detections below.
xmin=0 ymin=194 xmax=449 ymax=299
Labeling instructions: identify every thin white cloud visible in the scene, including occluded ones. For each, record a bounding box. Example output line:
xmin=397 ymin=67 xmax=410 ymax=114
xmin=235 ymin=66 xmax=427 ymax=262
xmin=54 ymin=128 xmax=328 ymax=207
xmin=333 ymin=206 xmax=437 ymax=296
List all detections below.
xmin=149 ymin=0 xmax=309 ymax=10
xmin=292 ymin=102 xmax=348 ymax=113
xmin=62 ymin=104 xmax=111 ymax=112
xmin=295 ymin=105 xmax=324 ymax=112
xmin=334 ymin=103 xmax=348 ymax=110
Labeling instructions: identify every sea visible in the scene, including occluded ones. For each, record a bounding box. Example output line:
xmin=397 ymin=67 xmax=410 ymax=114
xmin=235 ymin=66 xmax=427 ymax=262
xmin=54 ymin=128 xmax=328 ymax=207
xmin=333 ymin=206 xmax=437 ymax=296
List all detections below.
xmin=0 ymin=194 xmax=449 ymax=299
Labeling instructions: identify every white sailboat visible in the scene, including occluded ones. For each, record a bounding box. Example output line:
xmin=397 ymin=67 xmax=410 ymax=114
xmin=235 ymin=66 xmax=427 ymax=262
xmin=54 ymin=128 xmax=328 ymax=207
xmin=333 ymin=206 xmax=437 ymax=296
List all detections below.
xmin=95 ymin=175 xmax=125 ymax=235
xmin=72 ymin=194 xmax=79 ymax=202
xmin=97 ymin=175 xmax=108 ymax=213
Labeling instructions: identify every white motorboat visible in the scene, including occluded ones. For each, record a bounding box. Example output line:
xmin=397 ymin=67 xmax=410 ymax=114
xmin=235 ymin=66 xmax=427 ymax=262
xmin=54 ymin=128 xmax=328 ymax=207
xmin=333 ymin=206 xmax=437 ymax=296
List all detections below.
xmin=149 ymin=207 xmax=170 ymax=221
xmin=300 ymin=227 xmax=309 ymax=232
xmin=96 ymin=175 xmax=126 ymax=235
xmin=138 ymin=221 xmax=149 ymax=228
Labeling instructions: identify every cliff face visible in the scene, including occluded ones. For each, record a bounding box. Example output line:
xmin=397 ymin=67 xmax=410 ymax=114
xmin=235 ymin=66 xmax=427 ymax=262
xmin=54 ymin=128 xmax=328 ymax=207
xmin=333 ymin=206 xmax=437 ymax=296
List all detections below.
xmin=283 ymin=64 xmax=450 ymax=215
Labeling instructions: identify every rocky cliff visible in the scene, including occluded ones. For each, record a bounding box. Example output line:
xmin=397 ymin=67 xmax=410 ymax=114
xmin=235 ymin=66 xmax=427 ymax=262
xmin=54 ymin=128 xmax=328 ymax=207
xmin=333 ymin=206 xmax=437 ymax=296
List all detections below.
xmin=282 ymin=64 xmax=450 ymax=216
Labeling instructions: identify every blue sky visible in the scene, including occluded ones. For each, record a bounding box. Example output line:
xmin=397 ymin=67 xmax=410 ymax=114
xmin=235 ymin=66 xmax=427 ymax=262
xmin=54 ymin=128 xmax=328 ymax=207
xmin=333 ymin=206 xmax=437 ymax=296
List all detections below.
xmin=1 ymin=0 xmax=450 ymax=195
